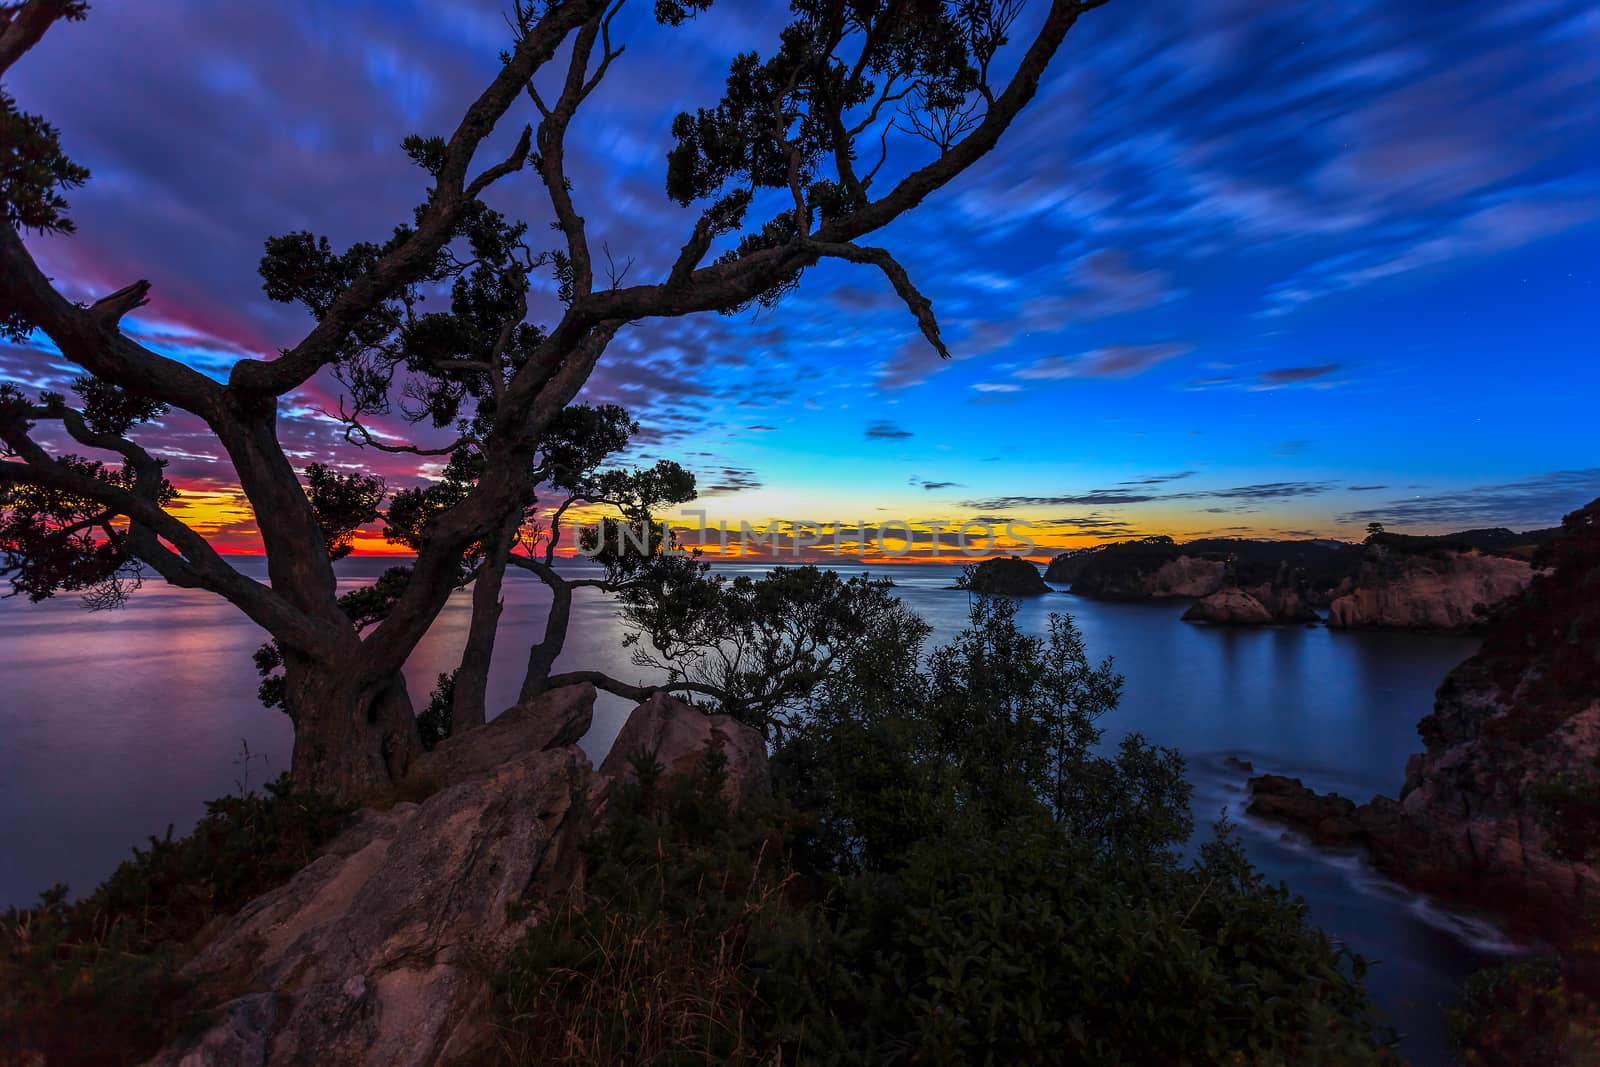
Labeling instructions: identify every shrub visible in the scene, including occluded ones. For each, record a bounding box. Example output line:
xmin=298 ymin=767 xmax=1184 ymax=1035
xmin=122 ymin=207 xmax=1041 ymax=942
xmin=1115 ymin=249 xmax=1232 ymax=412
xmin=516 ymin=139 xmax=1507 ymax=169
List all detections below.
xmin=496 ymin=596 xmax=1396 ymax=1064
xmin=495 ymin=749 xmax=801 ymax=1065
xmin=0 ymin=775 xmax=351 ymax=1065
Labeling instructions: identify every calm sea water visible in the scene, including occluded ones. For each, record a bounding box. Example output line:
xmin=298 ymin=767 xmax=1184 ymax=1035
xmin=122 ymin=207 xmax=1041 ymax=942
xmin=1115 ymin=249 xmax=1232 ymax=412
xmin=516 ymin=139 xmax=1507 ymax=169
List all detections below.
xmin=0 ymin=556 xmax=1510 ymax=1062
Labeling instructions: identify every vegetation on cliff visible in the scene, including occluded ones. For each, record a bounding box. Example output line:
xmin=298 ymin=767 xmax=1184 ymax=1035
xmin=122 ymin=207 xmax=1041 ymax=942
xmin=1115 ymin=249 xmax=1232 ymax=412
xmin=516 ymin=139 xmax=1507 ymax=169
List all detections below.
xmin=495 ymin=597 xmax=1395 ymax=1064
xmin=0 ymin=592 xmax=1399 ymax=1065
xmin=1057 ymin=536 xmax=1361 ymax=603
xmin=0 ymin=777 xmax=352 ymax=1064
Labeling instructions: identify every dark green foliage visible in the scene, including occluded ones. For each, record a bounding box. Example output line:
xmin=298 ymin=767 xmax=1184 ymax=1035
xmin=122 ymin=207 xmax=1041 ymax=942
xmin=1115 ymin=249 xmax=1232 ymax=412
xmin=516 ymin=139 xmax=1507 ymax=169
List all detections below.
xmin=0 ymin=81 xmax=91 ymax=242
xmin=0 ymin=775 xmax=351 ymax=1066
xmin=303 ymin=461 xmax=385 ymax=561
xmin=1070 ymin=535 xmax=1363 ymax=600
xmin=498 ymin=595 xmax=1395 ymax=1064
xmin=67 ymin=374 xmax=169 ymax=437
xmin=1367 ymin=526 xmax=1563 ymax=560
xmin=617 ymin=564 xmax=916 ymax=735
xmin=0 ymin=448 xmax=170 ymax=608
xmin=1450 ymin=957 xmax=1600 ymax=1065
xmin=0 ymin=377 xmax=175 ymax=607
xmin=496 ymin=749 xmax=798 ymax=1064
xmin=416 ymin=670 xmax=457 ymax=750
xmin=756 ymin=825 xmax=1392 ymax=1066
xmin=955 ymin=555 xmax=1050 ymax=596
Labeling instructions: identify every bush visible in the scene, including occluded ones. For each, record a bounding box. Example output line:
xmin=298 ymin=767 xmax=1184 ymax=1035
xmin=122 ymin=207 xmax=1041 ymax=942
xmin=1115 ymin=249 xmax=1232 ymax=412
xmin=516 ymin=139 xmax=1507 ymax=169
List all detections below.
xmin=495 ymin=595 xmax=1396 ymax=1064
xmin=495 ymin=749 xmax=802 ymax=1065
xmin=756 ymin=824 xmax=1393 ymax=1065
xmin=0 ymin=775 xmax=351 ymax=1065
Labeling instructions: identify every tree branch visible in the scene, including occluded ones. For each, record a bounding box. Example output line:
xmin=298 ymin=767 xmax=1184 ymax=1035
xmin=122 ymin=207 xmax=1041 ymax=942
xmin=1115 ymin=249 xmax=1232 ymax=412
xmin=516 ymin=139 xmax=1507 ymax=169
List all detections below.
xmin=806 ymin=240 xmax=949 ymax=359
xmin=0 ymin=0 xmax=78 ymax=77
xmin=227 ymin=0 xmax=604 ymax=397
xmin=542 ymin=669 xmax=732 ymax=707
xmin=0 ymin=227 xmax=226 ymax=418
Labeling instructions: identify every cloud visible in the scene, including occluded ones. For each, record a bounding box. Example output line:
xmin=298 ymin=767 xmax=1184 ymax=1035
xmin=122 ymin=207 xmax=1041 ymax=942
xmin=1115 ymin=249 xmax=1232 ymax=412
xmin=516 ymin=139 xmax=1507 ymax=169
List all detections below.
xmin=1260 ymin=365 xmax=1341 ymax=385
xmin=1338 ymin=469 xmax=1600 ymax=529
xmin=1117 ymin=470 xmax=1197 ymax=486
xmin=1013 ymin=343 xmax=1192 ymax=381
xmin=864 ymin=420 xmax=914 ymax=440
xmin=1261 ymin=185 xmax=1600 ymax=316
xmin=965 ymin=479 xmax=1340 ymax=511
xmin=699 ymin=467 xmax=763 ymax=496
xmin=1186 ymin=363 xmax=1348 ymax=391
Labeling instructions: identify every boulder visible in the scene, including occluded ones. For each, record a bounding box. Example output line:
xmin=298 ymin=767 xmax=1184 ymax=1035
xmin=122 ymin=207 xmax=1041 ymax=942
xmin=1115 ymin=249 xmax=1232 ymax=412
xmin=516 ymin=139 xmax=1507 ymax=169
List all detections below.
xmin=1181 ymin=588 xmax=1274 ymax=625
xmin=600 ymin=690 xmax=769 ymax=804
xmin=407 ymin=681 xmax=594 ymax=787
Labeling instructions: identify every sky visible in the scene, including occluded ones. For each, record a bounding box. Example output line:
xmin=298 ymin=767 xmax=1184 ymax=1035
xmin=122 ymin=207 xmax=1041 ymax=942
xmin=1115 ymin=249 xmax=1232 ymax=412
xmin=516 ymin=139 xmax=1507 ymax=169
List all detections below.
xmin=5 ymin=0 xmax=1599 ymax=561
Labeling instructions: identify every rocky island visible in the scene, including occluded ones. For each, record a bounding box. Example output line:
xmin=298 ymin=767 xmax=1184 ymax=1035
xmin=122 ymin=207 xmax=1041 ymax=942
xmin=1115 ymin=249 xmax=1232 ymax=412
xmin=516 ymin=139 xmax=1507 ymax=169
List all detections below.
xmin=957 ymin=555 xmax=1053 ymax=596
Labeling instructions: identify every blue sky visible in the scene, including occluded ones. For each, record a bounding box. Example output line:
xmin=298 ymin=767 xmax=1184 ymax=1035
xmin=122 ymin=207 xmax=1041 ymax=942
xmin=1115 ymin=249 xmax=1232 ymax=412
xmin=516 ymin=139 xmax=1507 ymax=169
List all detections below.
xmin=5 ymin=0 xmax=1598 ymax=554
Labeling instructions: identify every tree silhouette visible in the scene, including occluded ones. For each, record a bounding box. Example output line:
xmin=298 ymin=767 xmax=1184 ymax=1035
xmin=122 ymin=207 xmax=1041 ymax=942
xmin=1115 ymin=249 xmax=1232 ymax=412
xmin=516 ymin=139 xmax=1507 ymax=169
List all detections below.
xmin=0 ymin=0 xmax=1110 ymax=796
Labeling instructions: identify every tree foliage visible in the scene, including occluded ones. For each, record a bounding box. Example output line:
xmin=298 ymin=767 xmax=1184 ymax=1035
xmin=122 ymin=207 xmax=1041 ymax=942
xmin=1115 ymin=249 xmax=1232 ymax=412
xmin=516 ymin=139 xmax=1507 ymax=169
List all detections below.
xmin=0 ymin=0 xmax=1112 ymax=797
xmin=500 ymin=592 xmax=1396 ymax=1064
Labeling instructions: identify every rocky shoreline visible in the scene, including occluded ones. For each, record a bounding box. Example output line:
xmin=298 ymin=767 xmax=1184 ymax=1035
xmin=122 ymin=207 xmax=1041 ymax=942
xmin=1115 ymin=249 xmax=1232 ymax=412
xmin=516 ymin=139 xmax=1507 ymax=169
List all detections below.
xmin=1244 ymin=500 xmax=1600 ymax=949
xmin=1047 ymin=526 xmax=1552 ymax=632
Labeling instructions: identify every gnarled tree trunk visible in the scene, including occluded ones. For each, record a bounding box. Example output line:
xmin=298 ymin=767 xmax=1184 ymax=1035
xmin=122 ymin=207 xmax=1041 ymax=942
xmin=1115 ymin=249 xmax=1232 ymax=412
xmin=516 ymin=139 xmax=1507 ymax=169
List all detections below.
xmin=284 ymin=654 xmax=422 ymax=800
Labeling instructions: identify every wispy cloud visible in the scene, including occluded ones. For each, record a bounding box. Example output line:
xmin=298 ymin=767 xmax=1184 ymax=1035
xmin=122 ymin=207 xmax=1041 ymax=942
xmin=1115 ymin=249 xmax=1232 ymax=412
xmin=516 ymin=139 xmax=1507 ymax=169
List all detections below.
xmin=1013 ymin=343 xmax=1192 ymax=381
xmin=864 ymin=420 xmax=914 ymax=440
xmin=1338 ymin=469 xmax=1600 ymax=529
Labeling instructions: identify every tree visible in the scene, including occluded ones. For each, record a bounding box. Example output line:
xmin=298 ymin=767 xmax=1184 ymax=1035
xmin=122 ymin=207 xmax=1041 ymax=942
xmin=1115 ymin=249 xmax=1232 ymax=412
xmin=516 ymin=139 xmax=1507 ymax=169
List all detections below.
xmin=0 ymin=0 xmax=1111 ymax=797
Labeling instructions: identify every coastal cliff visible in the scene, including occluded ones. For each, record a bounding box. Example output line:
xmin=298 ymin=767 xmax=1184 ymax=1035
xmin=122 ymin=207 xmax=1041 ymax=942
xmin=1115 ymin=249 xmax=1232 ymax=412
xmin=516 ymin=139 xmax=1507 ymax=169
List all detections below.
xmin=1249 ymin=498 xmax=1600 ymax=945
xmin=1057 ymin=536 xmax=1360 ymax=603
xmin=1326 ymin=544 xmax=1533 ymax=631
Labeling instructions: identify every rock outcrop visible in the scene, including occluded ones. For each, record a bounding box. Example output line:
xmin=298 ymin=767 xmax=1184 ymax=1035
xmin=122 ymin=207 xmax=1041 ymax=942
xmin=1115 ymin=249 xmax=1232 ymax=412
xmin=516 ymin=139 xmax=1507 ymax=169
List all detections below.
xmin=957 ymin=555 xmax=1052 ymax=596
xmin=1181 ymin=588 xmax=1274 ymax=625
xmin=1242 ymin=581 xmax=1322 ymax=623
xmin=1326 ymin=547 xmax=1532 ymax=631
xmin=1182 ymin=583 xmax=1322 ymax=625
xmin=1074 ymin=552 xmax=1227 ymax=600
xmin=600 ymin=690 xmax=770 ymax=804
xmin=146 ymin=685 xmax=770 ymax=1067
xmin=1064 ymin=536 xmax=1361 ymax=602
xmin=1249 ymin=499 xmax=1600 ymax=945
